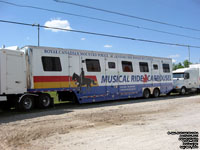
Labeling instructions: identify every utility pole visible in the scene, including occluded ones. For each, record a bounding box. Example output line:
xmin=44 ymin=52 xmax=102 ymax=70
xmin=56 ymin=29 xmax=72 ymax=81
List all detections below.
xmin=37 ymin=24 xmax=40 ymax=46
xmin=32 ymin=24 xmax=40 ymax=46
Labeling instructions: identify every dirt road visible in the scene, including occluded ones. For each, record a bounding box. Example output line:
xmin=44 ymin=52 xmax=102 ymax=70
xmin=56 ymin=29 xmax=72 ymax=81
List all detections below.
xmin=0 ymin=95 xmax=200 ymax=150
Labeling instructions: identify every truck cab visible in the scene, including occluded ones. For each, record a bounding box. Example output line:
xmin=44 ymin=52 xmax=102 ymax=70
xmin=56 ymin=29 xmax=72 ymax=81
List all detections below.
xmin=173 ymin=68 xmax=199 ymax=94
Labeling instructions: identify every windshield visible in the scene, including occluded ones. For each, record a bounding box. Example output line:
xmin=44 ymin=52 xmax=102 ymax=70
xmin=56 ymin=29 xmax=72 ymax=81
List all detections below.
xmin=173 ymin=73 xmax=184 ymax=79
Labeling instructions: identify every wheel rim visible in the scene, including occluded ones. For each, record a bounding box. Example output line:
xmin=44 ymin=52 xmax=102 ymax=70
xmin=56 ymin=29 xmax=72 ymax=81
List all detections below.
xmin=42 ymin=96 xmax=50 ymax=107
xmin=144 ymin=90 xmax=149 ymax=98
xmin=181 ymin=88 xmax=186 ymax=94
xmin=23 ymin=97 xmax=32 ymax=110
xmin=154 ymin=89 xmax=159 ymax=97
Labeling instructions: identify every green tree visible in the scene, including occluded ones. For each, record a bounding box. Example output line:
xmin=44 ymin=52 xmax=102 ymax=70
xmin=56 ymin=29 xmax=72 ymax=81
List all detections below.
xmin=177 ymin=62 xmax=184 ymax=69
xmin=173 ymin=62 xmax=184 ymax=70
xmin=172 ymin=63 xmax=178 ymax=70
xmin=183 ymin=60 xmax=192 ymax=68
xmin=172 ymin=60 xmax=192 ymax=70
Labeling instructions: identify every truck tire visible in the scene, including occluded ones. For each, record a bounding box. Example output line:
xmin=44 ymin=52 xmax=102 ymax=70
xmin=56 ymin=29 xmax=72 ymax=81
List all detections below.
xmin=38 ymin=93 xmax=52 ymax=108
xmin=19 ymin=95 xmax=34 ymax=111
xmin=180 ymin=87 xmax=186 ymax=95
xmin=153 ymin=88 xmax=160 ymax=98
xmin=143 ymin=89 xmax=150 ymax=99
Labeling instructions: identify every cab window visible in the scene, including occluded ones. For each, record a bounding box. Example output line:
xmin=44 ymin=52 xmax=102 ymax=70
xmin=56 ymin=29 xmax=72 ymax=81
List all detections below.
xmin=184 ymin=72 xmax=190 ymax=79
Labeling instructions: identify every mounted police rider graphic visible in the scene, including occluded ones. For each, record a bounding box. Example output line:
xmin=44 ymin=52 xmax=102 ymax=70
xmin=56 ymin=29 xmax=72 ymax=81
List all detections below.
xmin=80 ymin=68 xmax=85 ymax=83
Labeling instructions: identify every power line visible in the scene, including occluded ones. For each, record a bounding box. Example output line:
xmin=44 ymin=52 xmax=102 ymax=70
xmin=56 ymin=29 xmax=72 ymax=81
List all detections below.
xmin=1 ymin=19 xmax=200 ymax=49
xmin=54 ymin=0 xmax=200 ymax=32
xmin=0 ymin=1 xmax=200 ymax=41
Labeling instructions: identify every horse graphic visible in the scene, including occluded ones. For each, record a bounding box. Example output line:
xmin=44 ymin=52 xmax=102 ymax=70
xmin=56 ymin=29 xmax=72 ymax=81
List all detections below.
xmin=72 ymin=73 xmax=96 ymax=89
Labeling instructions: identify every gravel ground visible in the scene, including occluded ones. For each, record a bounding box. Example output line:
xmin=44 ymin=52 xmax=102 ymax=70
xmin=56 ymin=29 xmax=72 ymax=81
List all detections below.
xmin=0 ymin=95 xmax=200 ymax=150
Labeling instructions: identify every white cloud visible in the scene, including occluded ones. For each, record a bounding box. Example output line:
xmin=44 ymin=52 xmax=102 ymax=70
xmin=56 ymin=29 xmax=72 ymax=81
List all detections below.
xmin=81 ymin=38 xmax=86 ymax=41
xmin=44 ymin=19 xmax=71 ymax=32
xmin=169 ymin=54 xmax=180 ymax=63
xmin=168 ymin=54 xmax=180 ymax=58
xmin=172 ymin=59 xmax=177 ymax=63
xmin=104 ymin=44 xmax=112 ymax=48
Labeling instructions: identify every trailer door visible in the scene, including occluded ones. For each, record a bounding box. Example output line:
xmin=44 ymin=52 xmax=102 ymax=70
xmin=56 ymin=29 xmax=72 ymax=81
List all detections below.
xmin=117 ymin=58 xmax=135 ymax=98
xmin=6 ymin=51 xmax=26 ymax=94
xmin=69 ymin=54 xmax=80 ymax=88
xmin=105 ymin=57 xmax=119 ymax=100
xmin=161 ymin=60 xmax=172 ymax=93
xmin=80 ymin=56 xmax=106 ymax=102
xmin=152 ymin=60 xmax=161 ymax=87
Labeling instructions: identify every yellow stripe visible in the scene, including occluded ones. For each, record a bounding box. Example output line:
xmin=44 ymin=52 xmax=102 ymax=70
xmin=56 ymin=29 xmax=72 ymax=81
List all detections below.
xmin=34 ymin=81 xmax=99 ymax=89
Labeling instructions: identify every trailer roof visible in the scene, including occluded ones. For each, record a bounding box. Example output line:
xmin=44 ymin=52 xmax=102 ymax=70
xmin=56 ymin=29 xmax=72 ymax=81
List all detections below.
xmin=173 ymin=67 xmax=198 ymax=73
xmin=22 ymin=45 xmax=172 ymax=61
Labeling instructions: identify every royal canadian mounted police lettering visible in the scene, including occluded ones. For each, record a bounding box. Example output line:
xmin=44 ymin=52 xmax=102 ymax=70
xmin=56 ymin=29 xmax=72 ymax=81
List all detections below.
xmin=44 ymin=49 xmax=154 ymax=60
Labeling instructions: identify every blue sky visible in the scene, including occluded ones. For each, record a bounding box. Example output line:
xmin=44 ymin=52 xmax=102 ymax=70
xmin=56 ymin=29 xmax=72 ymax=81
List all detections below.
xmin=0 ymin=0 xmax=200 ymax=63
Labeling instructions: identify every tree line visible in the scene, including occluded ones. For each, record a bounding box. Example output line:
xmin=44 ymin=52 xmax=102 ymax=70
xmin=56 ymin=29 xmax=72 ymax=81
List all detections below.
xmin=173 ymin=60 xmax=192 ymax=70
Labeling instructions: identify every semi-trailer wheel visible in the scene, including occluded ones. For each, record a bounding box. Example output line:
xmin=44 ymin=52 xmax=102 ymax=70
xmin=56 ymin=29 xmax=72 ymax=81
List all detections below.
xmin=143 ymin=89 xmax=150 ymax=99
xmin=19 ymin=95 xmax=34 ymax=111
xmin=153 ymin=88 xmax=160 ymax=98
xmin=38 ymin=93 xmax=52 ymax=108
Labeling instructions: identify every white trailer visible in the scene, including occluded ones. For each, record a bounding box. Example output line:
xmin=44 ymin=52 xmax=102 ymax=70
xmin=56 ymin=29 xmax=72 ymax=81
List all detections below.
xmin=0 ymin=48 xmax=53 ymax=110
xmin=172 ymin=65 xmax=200 ymax=94
xmin=0 ymin=49 xmax=26 ymax=100
xmin=0 ymin=46 xmax=173 ymax=110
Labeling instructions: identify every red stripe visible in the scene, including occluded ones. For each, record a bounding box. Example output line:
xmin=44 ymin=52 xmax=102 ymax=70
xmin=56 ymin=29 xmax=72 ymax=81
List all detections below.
xmin=34 ymin=76 xmax=97 ymax=82
xmin=85 ymin=76 xmax=97 ymax=81
xmin=34 ymin=76 xmax=71 ymax=82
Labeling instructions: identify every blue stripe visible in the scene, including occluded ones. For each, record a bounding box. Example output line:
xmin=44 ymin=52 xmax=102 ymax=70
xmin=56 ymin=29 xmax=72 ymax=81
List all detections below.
xmin=28 ymin=82 xmax=173 ymax=103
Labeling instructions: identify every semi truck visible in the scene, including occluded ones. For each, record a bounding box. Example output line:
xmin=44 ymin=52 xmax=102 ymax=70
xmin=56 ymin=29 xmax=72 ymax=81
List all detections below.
xmin=0 ymin=46 xmax=173 ymax=111
xmin=173 ymin=64 xmax=200 ymax=94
